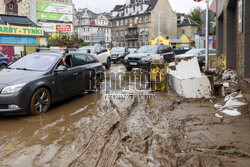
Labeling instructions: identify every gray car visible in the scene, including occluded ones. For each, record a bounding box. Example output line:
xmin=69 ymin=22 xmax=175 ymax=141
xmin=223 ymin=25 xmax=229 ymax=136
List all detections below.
xmin=175 ymin=49 xmax=216 ymax=67
xmin=110 ymin=47 xmax=129 ymax=63
xmin=0 ymin=50 xmax=104 ymax=115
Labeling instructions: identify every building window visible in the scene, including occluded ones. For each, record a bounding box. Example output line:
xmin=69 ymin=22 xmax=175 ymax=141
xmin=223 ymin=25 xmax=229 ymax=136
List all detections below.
xmin=9 ymin=3 xmax=14 ymax=9
xmin=140 ymin=5 xmax=143 ymax=11
xmin=145 ymin=16 xmax=149 ymax=22
xmin=182 ymin=29 xmax=185 ymax=34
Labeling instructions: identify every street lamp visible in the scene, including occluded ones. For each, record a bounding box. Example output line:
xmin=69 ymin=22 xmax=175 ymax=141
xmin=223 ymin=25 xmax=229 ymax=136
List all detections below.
xmin=194 ymin=0 xmax=210 ymax=70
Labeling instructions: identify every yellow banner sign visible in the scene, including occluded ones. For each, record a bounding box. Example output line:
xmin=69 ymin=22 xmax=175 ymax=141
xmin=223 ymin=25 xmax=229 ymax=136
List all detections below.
xmin=0 ymin=25 xmax=44 ymax=36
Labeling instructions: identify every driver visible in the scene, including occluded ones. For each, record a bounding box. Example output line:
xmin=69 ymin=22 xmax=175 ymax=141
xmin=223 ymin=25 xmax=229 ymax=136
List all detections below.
xmin=59 ymin=56 xmax=70 ymax=68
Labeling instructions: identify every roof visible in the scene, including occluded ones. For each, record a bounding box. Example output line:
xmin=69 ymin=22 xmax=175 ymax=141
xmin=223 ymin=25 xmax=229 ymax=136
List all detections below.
xmin=210 ymin=0 xmax=216 ymax=14
xmin=111 ymin=0 xmax=159 ymax=19
xmin=0 ymin=14 xmax=49 ymax=36
xmin=112 ymin=5 xmax=124 ymax=12
xmin=75 ymin=9 xmax=111 ymax=20
xmin=178 ymin=18 xmax=199 ymax=27
xmin=169 ymin=39 xmax=183 ymax=43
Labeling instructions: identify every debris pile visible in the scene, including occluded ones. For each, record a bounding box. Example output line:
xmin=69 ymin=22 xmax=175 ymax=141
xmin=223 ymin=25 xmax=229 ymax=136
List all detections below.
xmin=168 ymin=56 xmax=212 ymax=98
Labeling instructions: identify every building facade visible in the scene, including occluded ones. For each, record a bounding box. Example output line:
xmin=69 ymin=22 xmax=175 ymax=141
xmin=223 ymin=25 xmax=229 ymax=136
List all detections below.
xmin=216 ymin=0 xmax=250 ymax=78
xmin=177 ymin=13 xmax=199 ymax=41
xmin=18 ymin=0 xmax=74 ymax=34
xmin=0 ymin=0 xmax=18 ymax=15
xmin=111 ymin=0 xmax=177 ymax=48
xmin=74 ymin=9 xmax=112 ymax=46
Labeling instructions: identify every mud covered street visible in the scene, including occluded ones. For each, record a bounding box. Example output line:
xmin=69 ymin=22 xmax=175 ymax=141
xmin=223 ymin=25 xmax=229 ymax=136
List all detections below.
xmin=0 ymin=64 xmax=250 ymax=167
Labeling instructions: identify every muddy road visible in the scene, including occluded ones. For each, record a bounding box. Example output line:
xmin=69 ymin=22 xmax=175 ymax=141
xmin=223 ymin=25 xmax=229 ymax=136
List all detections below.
xmin=0 ymin=64 xmax=250 ymax=167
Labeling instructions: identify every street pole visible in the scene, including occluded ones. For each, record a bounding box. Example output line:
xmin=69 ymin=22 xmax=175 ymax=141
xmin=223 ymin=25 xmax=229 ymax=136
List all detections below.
xmin=205 ymin=0 xmax=209 ymax=70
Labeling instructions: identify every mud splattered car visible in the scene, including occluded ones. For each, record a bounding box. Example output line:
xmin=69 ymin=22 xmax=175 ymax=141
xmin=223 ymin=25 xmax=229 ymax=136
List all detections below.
xmin=0 ymin=50 xmax=104 ymax=115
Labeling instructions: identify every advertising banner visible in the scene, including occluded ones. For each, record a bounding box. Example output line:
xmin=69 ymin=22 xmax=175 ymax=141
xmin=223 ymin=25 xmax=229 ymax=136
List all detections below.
xmin=0 ymin=36 xmax=37 ymax=45
xmin=38 ymin=12 xmax=72 ymax=22
xmin=38 ymin=22 xmax=72 ymax=33
xmin=0 ymin=25 xmax=44 ymax=36
xmin=38 ymin=2 xmax=73 ymax=14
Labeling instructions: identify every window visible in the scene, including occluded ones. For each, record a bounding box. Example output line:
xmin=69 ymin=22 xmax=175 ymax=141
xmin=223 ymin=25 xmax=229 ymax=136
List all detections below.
xmin=140 ymin=5 xmax=143 ymax=11
xmin=86 ymin=55 xmax=96 ymax=62
xmin=9 ymin=3 xmax=14 ymax=9
xmin=73 ymin=55 xmax=89 ymax=66
xmin=182 ymin=29 xmax=185 ymax=34
xmin=145 ymin=16 xmax=149 ymax=22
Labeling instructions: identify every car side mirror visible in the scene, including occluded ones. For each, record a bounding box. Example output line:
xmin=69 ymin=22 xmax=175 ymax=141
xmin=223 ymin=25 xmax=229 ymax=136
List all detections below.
xmin=87 ymin=49 xmax=91 ymax=54
xmin=55 ymin=65 xmax=67 ymax=72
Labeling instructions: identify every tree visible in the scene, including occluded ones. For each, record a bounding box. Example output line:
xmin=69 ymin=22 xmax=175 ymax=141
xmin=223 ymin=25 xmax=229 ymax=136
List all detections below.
xmin=186 ymin=7 xmax=203 ymax=32
xmin=47 ymin=33 xmax=80 ymax=47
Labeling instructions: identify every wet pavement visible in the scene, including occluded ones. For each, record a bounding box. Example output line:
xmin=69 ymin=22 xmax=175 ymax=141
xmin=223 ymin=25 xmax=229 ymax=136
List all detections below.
xmin=0 ymin=64 xmax=250 ymax=167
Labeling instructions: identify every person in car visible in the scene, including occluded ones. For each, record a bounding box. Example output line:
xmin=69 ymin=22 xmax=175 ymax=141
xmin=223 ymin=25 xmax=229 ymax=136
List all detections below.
xmin=59 ymin=56 xmax=70 ymax=68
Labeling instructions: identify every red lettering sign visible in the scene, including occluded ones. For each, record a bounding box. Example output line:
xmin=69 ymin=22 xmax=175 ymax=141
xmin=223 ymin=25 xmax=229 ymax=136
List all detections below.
xmin=56 ymin=25 xmax=72 ymax=32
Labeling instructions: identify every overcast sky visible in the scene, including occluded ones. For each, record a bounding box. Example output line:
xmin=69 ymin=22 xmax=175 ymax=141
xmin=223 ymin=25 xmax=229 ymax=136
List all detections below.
xmin=72 ymin=0 xmax=208 ymax=14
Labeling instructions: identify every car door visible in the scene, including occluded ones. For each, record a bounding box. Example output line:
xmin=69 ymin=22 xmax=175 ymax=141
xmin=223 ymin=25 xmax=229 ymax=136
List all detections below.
xmin=98 ymin=47 xmax=108 ymax=64
xmin=71 ymin=54 xmax=93 ymax=92
xmin=52 ymin=55 xmax=81 ymax=99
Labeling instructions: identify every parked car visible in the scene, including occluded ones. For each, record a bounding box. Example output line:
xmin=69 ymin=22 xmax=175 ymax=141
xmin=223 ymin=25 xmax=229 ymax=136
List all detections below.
xmin=79 ymin=46 xmax=111 ymax=69
xmin=110 ymin=47 xmax=129 ymax=63
xmin=173 ymin=46 xmax=190 ymax=55
xmin=0 ymin=51 xmax=9 ymax=70
xmin=128 ymin=48 xmax=137 ymax=54
xmin=0 ymin=50 xmax=104 ymax=115
xmin=123 ymin=45 xmax=175 ymax=71
xmin=175 ymin=49 xmax=216 ymax=67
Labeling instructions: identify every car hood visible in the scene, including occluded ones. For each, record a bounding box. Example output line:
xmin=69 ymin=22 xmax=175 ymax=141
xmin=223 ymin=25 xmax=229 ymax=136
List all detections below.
xmin=111 ymin=52 xmax=124 ymax=54
xmin=0 ymin=69 xmax=45 ymax=86
xmin=175 ymin=54 xmax=196 ymax=59
xmin=127 ymin=53 xmax=158 ymax=59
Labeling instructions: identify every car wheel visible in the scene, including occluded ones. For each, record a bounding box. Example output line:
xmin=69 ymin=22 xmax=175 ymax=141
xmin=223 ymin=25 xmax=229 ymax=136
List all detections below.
xmin=126 ymin=66 xmax=133 ymax=71
xmin=105 ymin=58 xmax=111 ymax=69
xmin=30 ymin=88 xmax=51 ymax=115
xmin=0 ymin=64 xmax=7 ymax=70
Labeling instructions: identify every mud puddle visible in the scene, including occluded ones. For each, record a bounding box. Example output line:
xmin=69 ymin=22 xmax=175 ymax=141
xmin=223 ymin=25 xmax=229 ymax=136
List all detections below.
xmin=0 ymin=64 xmax=249 ymax=167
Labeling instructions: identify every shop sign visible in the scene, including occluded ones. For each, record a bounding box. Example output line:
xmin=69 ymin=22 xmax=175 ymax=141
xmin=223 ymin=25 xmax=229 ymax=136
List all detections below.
xmin=38 ymin=2 xmax=73 ymax=14
xmin=0 ymin=36 xmax=37 ymax=45
xmin=38 ymin=22 xmax=72 ymax=33
xmin=0 ymin=25 xmax=44 ymax=36
xmin=38 ymin=12 xmax=72 ymax=22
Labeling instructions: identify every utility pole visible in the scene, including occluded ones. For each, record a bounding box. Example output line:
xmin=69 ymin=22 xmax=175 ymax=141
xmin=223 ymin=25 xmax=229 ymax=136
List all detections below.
xmin=194 ymin=0 xmax=210 ymax=70
xmin=205 ymin=0 xmax=209 ymax=70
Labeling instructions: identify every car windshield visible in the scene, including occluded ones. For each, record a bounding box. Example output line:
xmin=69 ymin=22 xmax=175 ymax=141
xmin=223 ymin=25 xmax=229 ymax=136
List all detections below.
xmin=111 ymin=47 xmax=125 ymax=52
xmin=186 ymin=49 xmax=203 ymax=54
xmin=137 ymin=45 xmax=158 ymax=54
xmin=79 ymin=47 xmax=95 ymax=54
xmin=9 ymin=54 xmax=58 ymax=71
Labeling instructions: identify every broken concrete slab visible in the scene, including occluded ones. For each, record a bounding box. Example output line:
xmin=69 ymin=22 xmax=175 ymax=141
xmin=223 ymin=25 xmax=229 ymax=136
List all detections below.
xmin=168 ymin=57 xmax=212 ymax=98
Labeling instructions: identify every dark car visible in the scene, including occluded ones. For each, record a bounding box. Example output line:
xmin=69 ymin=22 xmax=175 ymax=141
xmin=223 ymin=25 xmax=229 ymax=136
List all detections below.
xmin=0 ymin=51 xmax=9 ymax=70
xmin=173 ymin=46 xmax=190 ymax=55
xmin=123 ymin=45 xmax=175 ymax=71
xmin=0 ymin=50 xmax=104 ymax=115
xmin=110 ymin=47 xmax=129 ymax=63
xmin=175 ymin=49 xmax=216 ymax=67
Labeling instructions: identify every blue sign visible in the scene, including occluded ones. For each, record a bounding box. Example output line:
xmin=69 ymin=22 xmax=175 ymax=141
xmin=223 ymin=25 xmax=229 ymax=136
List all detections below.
xmin=0 ymin=36 xmax=37 ymax=45
xmin=209 ymin=39 xmax=214 ymax=45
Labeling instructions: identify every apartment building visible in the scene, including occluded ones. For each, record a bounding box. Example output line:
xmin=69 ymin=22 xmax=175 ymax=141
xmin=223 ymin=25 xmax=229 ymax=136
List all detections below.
xmin=111 ymin=0 xmax=177 ymax=48
xmin=18 ymin=0 xmax=74 ymax=34
xmin=74 ymin=9 xmax=112 ymax=46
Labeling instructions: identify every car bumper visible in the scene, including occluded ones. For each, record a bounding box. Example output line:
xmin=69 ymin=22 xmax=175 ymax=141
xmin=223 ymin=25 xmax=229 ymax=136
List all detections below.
xmin=0 ymin=88 xmax=31 ymax=115
xmin=111 ymin=57 xmax=123 ymax=62
xmin=123 ymin=60 xmax=149 ymax=69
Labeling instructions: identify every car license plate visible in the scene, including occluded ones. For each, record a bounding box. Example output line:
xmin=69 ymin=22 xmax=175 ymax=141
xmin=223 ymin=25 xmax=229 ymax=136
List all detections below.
xmin=130 ymin=62 xmax=137 ymax=65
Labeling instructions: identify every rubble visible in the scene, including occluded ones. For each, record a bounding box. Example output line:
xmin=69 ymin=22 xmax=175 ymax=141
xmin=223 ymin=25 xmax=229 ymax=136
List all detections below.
xmin=168 ymin=57 xmax=212 ymax=98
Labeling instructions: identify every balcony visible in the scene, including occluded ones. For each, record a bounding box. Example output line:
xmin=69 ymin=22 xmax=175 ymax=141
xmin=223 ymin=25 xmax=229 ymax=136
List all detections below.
xmin=126 ymin=23 xmax=138 ymax=29
xmin=125 ymin=34 xmax=139 ymax=40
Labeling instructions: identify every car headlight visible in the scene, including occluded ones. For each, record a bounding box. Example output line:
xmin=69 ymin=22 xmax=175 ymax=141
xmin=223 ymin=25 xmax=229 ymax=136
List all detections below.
xmin=1 ymin=83 xmax=27 ymax=94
